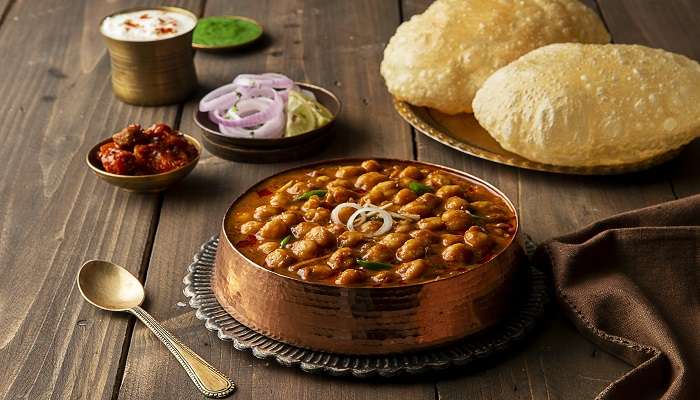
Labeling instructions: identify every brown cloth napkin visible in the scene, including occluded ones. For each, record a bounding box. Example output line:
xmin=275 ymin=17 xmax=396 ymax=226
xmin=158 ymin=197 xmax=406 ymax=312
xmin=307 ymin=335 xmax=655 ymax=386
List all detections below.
xmin=534 ymin=194 xmax=700 ymax=400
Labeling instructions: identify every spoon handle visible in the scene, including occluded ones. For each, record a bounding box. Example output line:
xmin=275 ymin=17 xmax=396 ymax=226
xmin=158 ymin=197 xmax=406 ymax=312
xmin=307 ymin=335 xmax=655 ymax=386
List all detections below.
xmin=129 ymin=306 xmax=235 ymax=398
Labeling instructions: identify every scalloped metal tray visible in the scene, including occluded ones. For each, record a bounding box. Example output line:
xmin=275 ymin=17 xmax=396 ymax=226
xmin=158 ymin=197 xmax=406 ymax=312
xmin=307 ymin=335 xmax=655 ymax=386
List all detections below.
xmin=183 ymin=235 xmax=548 ymax=378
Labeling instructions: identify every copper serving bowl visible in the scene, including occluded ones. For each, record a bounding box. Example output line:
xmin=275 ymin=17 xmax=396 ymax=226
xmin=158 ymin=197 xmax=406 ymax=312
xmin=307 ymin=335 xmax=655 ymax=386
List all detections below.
xmin=86 ymin=134 xmax=201 ymax=193
xmin=212 ymin=159 xmax=523 ymax=355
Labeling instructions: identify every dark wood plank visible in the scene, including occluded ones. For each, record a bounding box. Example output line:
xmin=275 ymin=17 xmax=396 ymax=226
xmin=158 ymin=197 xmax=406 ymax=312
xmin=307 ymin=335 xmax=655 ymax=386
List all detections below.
xmin=593 ymin=0 xmax=700 ymax=198
xmin=117 ymin=1 xmax=432 ymax=399
xmin=399 ymin=0 xmax=667 ymax=399
xmin=0 ymin=0 xmax=199 ymax=399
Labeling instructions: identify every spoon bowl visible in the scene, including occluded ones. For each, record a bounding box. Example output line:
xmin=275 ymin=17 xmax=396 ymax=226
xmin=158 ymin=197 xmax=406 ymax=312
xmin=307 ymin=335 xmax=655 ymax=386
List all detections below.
xmin=76 ymin=259 xmax=235 ymax=398
xmin=77 ymin=260 xmax=145 ymax=311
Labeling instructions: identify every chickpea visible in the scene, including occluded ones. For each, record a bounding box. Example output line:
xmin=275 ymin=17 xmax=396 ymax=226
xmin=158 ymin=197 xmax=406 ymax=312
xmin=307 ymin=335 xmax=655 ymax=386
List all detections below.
xmin=336 ymin=166 xmax=366 ymax=179
xmin=269 ymin=192 xmax=290 ymax=208
xmin=371 ymin=270 xmax=399 ymax=284
xmin=399 ymin=165 xmax=422 ymax=179
xmin=327 ymin=185 xmax=358 ymax=204
xmin=253 ymin=205 xmax=281 ymax=221
xmin=304 ymin=207 xmax=331 ymax=225
xmin=425 ymin=172 xmax=452 ymax=188
xmin=327 ymin=223 xmax=347 ymax=236
xmin=328 ymin=178 xmax=354 ymax=188
xmin=361 ymin=159 xmax=382 ymax=172
xmin=396 ymin=238 xmax=427 ymax=262
xmin=363 ymin=243 xmax=393 ymax=263
xmin=379 ymin=232 xmax=410 ymax=251
xmin=277 ymin=211 xmax=302 ymax=226
xmin=289 ymin=239 xmax=319 ymax=260
xmin=444 ymin=196 xmax=469 ymax=211
xmin=357 ymin=220 xmax=383 ymax=234
xmin=399 ymin=193 xmax=441 ymax=217
xmin=367 ymin=180 xmax=399 ymax=203
xmin=297 ymin=264 xmax=333 ymax=280
xmin=291 ymin=221 xmax=319 ymax=239
xmin=441 ymin=234 xmax=464 ymax=247
xmin=258 ymin=241 xmax=279 ymax=254
xmin=397 ymin=259 xmax=429 ymax=281
xmin=258 ymin=219 xmax=289 ymax=239
xmin=464 ymin=226 xmax=493 ymax=252
xmin=393 ymin=188 xmax=417 ymax=205
xmin=337 ymin=206 xmax=356 ymax=224
xmin=265 ymin=249 xmax=294 ymax=269
xmin=410 ymin=229 xmax=438 ymax=244
xmin=327 ymin=247 xmax=355 ymax=271
xmin=442 ymin=243 xmax=472 ymax=263
xmin=435 ymin=185 xmax=462 ymax=199
xmin=304 ymin=226 xmax=335 ymax=247
xmin=335 ymin=269 xmax=366 ymax=285
xmin=394 ymin=220 xmax=415 ymax=233
xmin=240 ymin=221 xmax=263 ymax=235
xmin=441 ymin=210 xmax=472 ymax=231
xmin=301 ymin=195 xmax=321 ymax=211
xmin=287 ymin=181 xmax=309 ymax=196
xmin=314 ymin=175 xmax=332 ymax=186
xmin=338 ymin=231 xmax=364 ymax=248
xmin=355 ymin=172 xmax=387 ymax=191
xmin=417 ymin=217 xmax=444 ymax=231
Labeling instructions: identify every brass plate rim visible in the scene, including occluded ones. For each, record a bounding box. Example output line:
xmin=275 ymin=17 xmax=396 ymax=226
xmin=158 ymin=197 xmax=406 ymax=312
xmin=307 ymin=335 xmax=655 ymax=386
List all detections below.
xmin=393 ymin=98 xmax=684 ymax=175
xmin=191 ymin=15 xmax=264 ymax=51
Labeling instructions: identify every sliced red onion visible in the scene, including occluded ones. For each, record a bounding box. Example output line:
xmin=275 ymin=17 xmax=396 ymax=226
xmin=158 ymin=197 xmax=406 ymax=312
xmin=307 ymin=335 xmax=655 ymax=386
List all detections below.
xmin=209 ymin=93 xmax=283 ymax=128
xmin=233 ymin=73 xmax=294 ymax=89
xmin=199 ymin=83 xmax=241 ymax=112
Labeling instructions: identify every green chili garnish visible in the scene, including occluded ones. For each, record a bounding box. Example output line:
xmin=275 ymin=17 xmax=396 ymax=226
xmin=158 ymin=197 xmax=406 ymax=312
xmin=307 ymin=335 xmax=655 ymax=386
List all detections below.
xmin=356 ymin=259 xmax=393 ymax=271
xmin=408 ymin=181 xmax=433 ymax=195
xmin=280 ymin=235 xmax=292 ymax=247
xmin=295 ymin=189 xmax=327 ymax=201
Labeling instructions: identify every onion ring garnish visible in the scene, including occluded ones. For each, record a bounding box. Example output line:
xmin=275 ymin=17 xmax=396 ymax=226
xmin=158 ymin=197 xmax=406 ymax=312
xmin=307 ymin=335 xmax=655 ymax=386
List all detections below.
xmin=345 ymin=206 xmax=393 ymax=237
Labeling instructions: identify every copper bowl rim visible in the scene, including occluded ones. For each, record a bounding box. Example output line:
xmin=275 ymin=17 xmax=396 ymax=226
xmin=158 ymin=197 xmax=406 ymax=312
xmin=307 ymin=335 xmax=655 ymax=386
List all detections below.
xmin=85 ymin=133 xmax=202 ymax=180
xmin=193 ymin=82 xmax=342 ymax=148
xmin=220 ymin=157 xmax=520 ymax=289
xmin=99 ymin=6 xmax=198 ymax=43
xmin=191 ymin=16 xmax=264 ymax=50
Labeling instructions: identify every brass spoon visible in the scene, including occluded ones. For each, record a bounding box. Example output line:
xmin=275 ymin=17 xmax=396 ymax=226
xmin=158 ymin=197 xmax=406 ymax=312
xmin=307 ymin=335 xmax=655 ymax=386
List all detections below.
xmin=77 ymin=260 xmax=235 ymax=398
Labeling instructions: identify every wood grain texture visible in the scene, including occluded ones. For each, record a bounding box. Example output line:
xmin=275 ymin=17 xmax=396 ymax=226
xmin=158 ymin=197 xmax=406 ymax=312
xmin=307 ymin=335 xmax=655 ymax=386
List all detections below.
xmin=116 ymin=1 xmax=430 ymax=399
xmin=0 ymin=0 xmax=198 ymax=399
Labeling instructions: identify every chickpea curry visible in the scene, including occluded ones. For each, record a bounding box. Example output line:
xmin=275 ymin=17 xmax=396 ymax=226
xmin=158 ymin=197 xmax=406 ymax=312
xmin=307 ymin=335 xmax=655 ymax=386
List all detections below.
xmin=226 ymin=160 xmax=516 ymax=287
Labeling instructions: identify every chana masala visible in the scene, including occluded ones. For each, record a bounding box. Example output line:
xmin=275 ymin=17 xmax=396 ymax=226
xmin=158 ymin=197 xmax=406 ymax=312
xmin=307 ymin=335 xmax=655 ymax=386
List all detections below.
xmin=225 ymin=160 xmax=516 ymax=286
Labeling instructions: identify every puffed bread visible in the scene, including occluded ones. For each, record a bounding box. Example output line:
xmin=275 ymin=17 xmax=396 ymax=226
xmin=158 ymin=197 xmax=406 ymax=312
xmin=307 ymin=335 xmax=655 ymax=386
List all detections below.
xmin=472 ymin=43 xmax=700 ymax=167
xmin=380 ymin=0 xmax=609 ymax=115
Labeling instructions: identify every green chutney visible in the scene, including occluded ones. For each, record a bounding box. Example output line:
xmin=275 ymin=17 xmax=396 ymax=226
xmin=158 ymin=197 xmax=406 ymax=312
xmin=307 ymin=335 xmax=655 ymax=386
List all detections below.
xmin=193 ymin=17 xmax=262 ymax=47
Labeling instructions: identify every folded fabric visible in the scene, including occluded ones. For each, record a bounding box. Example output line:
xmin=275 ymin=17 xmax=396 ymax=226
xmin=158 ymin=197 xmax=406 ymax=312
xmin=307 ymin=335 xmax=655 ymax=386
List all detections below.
xmin=535 ymin=194 xmax=700 ymax=400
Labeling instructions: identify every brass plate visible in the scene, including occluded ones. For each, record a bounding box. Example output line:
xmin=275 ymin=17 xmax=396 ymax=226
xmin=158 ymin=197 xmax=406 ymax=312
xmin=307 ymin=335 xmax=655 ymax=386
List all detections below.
xmin=183 ymin=235 xmax=548 ymax=377
xmin=393 ymin=99 xmax=683 ymax=175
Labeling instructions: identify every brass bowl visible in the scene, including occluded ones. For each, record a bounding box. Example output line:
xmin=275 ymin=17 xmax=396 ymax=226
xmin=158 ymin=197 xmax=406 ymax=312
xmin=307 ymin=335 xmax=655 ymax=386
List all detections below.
xmin=193 ymin=82 xmax=341 ymax=156
xmin=100 ymin=6 xmax=198 ymax=106
xmin=212 ymin=158 xmax=524 ymax=355
xmin=86 ymin=134 xmax=201 ymax=193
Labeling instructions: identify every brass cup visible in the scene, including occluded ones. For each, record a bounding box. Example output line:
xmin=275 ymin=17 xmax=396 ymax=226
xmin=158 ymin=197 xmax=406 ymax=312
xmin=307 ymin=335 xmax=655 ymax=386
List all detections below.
xmin=100 ymin=7 xmax=198 ymax=106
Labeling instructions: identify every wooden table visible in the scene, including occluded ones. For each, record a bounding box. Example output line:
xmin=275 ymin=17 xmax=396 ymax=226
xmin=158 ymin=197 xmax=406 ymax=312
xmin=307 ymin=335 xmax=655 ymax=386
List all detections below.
xmin=1 ymin=0 xmax=698 ymax=399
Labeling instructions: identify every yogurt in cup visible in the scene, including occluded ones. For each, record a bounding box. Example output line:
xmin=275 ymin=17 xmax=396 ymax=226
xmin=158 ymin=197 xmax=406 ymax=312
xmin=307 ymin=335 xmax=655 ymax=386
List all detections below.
xmin=100 ymin=7 xmax=198 ymax=106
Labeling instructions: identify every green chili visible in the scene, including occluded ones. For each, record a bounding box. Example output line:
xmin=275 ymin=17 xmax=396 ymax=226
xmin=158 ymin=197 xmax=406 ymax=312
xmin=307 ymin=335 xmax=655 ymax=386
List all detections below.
xmin=356 ymin=259 xmax=393 ymax=271
xmin=295 ymin=189 xmax=327 ymax=201
xmin=280 ymin=235 xmax=293 ymax=247
xmin=408 ymin=181 xmax=433 ymax=195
